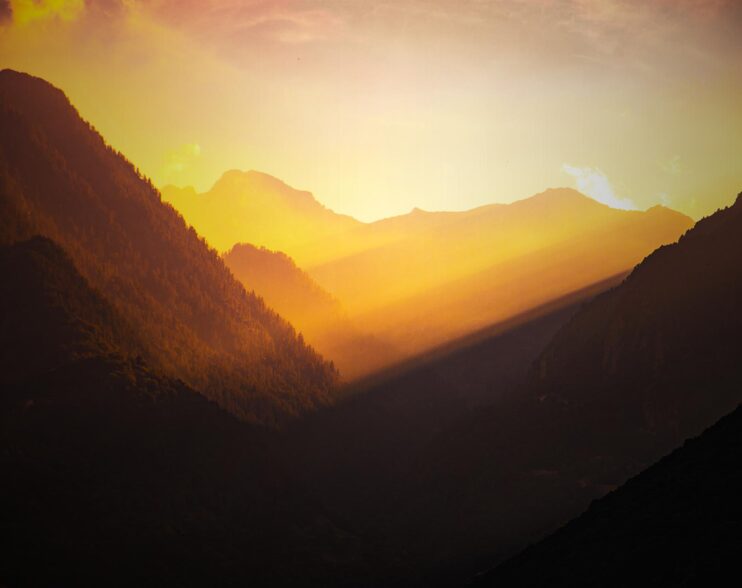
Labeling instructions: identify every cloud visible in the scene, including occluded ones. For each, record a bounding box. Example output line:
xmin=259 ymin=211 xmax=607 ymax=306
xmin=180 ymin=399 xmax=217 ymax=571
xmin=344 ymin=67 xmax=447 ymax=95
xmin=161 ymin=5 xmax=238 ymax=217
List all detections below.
xmin=162 ymin=142 xmax=201 ymax=180
xmin=562 ymin=164 xmax=636 ymax=210
xmin=136 ymin=0 xmax=345 ymax=47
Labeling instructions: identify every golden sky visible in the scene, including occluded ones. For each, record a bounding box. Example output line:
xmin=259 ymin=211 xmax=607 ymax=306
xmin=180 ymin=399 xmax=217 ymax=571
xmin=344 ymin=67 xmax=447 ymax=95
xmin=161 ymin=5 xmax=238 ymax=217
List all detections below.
xmin=1 ymin=0 xmax=740 ymax=221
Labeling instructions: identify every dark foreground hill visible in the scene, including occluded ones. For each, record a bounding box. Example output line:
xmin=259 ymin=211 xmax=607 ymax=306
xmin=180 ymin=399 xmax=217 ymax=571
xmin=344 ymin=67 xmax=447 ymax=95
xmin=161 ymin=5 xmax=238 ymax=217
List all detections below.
xmin=284 ymin=282 xmax=621 ymax=585
xmin=474 ymin=403 xmax=742 ymax=587
xmin=0 ymin=69 xmax=336 ymax=426
xmin=0 ymin=237 xmax=399 ymax=587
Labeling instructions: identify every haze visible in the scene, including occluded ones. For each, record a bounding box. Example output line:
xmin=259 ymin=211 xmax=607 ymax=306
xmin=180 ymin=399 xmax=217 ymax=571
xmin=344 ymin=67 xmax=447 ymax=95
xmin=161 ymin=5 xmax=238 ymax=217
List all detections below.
xmin=1 ymin=0 xmax=741 ymax=221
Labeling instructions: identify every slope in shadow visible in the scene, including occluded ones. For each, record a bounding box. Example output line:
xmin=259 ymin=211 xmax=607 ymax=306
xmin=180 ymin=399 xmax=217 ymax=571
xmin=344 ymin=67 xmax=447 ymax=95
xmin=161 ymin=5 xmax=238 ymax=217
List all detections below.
xmin=474 ymin=403 xmax=742 ymax=587
xmin=0 ymin=237 xmax=406 ymax=587
xmin=411 ymin=191 xmax=742 ymax=585
xmin=283 ymin=279 xmax=621 ymax=584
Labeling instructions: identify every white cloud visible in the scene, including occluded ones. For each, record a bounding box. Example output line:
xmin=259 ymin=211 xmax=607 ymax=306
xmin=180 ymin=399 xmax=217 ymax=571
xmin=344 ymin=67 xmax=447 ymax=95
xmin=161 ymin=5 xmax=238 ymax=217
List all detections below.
xmin=562 ymin=164 xmax=636 ymax=210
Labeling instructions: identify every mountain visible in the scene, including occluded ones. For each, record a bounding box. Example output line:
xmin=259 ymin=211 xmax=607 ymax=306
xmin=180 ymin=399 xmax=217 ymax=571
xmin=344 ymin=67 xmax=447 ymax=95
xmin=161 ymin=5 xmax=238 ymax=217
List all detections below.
xmin=310 ymin=190 xmax=693 ymax=356
xmin=283 ymin=191 xmax=740 ymax=586
xmin=223 ymin=243 xmax=397 ymax=379
xmin=0 ymin=237 xmax=393 ymax=587
xmin=285 ymin=293 xmax=607 ymax=584
xmin=161 ymin=170 xmax=361 ymax=263
xmin=167 ymin=170 xmax=694 ymax=378
xmin=0 ymin=69 xmax=337 ymax=426
xmin=224 ymin=242 xmax=343 ymax=329
xmin=0 ymin=236 xmax=139 ymax=385
xmin=531 ymin=190 xmax=742 ymax=455
xmin=474 ymin=404 xmax=742 ymax=587
xmin=408 ymin=191 xmax=742 ymax=582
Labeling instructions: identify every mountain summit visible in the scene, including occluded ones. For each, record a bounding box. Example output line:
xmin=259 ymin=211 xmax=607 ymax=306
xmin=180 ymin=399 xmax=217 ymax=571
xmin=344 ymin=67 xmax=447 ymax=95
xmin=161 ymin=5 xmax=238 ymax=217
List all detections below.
xmin=162 ymin=169 xmax=360 ymax=258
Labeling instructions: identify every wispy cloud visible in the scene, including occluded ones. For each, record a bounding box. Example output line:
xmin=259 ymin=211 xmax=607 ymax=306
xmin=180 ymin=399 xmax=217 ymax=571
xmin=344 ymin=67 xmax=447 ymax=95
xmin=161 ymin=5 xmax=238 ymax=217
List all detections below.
xmin=138 ymin=0 xmax=345 ymax=46
xmin=562 ymin=164 xmax=636 ymax=210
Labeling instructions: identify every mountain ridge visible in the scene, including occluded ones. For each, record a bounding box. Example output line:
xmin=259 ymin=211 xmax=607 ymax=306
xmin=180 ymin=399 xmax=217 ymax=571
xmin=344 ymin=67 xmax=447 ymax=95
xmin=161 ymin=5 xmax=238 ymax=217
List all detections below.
xmin=223 ymin=242 xmax=398 ymax=379
xmin=0 ymin=68 xmax=338 ymax=426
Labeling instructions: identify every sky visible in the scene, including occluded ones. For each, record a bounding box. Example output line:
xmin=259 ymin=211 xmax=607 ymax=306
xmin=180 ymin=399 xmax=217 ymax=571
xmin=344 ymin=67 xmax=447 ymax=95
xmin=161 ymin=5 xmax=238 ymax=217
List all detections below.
xmin=1 ymin=0 xmax=741 ymax=221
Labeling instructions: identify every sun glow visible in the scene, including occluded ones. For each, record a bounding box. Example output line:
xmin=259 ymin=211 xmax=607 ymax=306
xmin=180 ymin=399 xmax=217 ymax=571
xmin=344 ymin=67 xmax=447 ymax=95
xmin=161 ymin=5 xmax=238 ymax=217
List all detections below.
xmin=1 ymin=1 xmax=740 ymax=221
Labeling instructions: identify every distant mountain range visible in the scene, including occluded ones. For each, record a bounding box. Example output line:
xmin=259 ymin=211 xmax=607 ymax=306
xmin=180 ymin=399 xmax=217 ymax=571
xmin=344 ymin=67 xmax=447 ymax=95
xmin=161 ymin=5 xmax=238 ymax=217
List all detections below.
xmin=0 ymin=69 xmax=337 ymax=426
xmin=165 ymin=171 xmax=693 ymax=378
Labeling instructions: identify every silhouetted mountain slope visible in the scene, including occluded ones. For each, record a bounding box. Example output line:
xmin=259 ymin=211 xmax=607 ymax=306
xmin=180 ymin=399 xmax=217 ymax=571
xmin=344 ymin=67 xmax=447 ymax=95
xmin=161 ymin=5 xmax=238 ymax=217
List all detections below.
xmin=0 ymin=236 xmax=140 ymax=385
xmin=0 ymin=69 xmax=337 ymax=425
xmin=2 ymin=356 xmax=399 ymax=587
xmin=223 ymin=243 xmax=397 ymax=379
xmin=0 ymin=237 xmax=403 ymax=587
xmin=474 ymin=404 xmax=742 ymax=587
xmin=533 ymin=190 xmax=742 ymax=455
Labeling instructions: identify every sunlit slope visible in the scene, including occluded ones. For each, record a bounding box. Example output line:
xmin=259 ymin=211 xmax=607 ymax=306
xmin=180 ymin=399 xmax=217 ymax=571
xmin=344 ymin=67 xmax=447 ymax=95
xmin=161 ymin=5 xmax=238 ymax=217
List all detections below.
xmin=311 ymin=190 xmax=694 ymax=358
xmin=223 ymin=243 xmax=397 ymax=380
xmin=0 ymin=70 xmax=337 ymax=426
xmin=162 ymin=170 xmax=469 ymax=267
xmin=165 ymin=172 xmax=693 ymax=376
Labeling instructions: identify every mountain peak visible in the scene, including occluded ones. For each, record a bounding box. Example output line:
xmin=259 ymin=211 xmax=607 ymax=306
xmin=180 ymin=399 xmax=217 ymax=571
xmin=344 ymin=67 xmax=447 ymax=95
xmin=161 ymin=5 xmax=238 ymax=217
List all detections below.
xmin=644 ymin=203 xmax=694 ymax=223
xmin=0 ymin=68 xmax=48 ymax=86
xmin=211 ymin=169 xmax=321 ymax=206
xmin=0 ymin=68 xmax=75 ymax=124
xmin=215 ymin=169 xmax=298 ymax=192
xmin=529 ymin=187 xmax=598 ymax=205
xmin=1 ymin=72 xmax=339 ymax=426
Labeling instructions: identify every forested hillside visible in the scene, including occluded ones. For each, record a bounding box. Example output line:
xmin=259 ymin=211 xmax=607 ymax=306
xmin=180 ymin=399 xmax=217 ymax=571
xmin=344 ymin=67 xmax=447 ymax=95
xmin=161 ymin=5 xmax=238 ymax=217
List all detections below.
xmin=0 ymin=69 xmax=337 ymax=425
